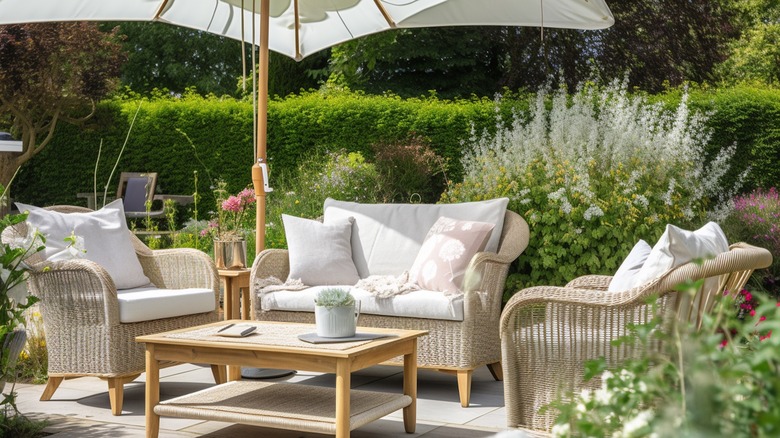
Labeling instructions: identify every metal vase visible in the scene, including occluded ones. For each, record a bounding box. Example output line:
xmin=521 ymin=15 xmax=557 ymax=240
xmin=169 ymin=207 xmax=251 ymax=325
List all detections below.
xmin=213 ymin=240 xmax=247 ymax=269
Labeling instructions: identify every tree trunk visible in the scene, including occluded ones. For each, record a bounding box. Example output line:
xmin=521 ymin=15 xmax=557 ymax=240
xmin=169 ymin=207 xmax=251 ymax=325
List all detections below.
xmin=0 ymin=153 xmax=21 ymax=216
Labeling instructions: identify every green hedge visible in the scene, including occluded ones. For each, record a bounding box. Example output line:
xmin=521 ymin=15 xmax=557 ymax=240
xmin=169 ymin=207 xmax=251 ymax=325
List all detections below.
xmin=653 ymin=85 xmax=780 ymax=192
xmin=14 ymin=91 xmax=521 ymax=217
xmin=13 ymin=85 xmax=780 ymax=218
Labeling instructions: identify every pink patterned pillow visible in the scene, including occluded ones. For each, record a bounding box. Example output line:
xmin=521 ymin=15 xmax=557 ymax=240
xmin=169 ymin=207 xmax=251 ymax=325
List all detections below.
xmin=410 ymin=217 xmax=495 ymax=293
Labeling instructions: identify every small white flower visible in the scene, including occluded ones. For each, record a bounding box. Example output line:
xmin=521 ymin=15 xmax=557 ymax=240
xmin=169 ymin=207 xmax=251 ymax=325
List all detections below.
xmin=551 ymin=423 xmax=570 ymax=437
xmin=622 ymin=410 xmax=653 ymax=437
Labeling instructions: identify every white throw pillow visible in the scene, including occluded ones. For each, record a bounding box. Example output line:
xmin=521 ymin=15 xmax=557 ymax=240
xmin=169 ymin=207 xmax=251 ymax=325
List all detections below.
xmin=607 ymin=240 xmax=651 ymax=292
xmin=16 ymin=199 xmax=151 ymax=289
xmin=627 ymin=222 xmax=729 ymax=289
xmin=283 ymin=214 xmax=360 ymax=286
xmin=409 ymin=217 xmax=495 ymax=294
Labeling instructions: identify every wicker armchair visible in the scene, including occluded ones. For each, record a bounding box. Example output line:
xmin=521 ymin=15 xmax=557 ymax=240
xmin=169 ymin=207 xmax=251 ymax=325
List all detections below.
xmin=499 ymin=242 xmax=773 ymax=433
xmin=251 ymin=210 xmax=530 ymax=407
xmin=9 ymin=206 xmax=221 ymax=415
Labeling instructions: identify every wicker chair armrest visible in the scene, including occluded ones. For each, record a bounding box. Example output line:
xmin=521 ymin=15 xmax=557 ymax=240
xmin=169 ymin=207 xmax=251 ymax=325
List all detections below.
xmin=28 ymin=259 xmax=122 ymax=326
xmin=249 ymin=249 xmax=291 ymax=316
xmin=565 ymin=275 xmax=614 ymax=290
xmin=140 ymin=248 xmax=219 ymax=293
xmin=500 ymin=284 xmax=650 ymax=335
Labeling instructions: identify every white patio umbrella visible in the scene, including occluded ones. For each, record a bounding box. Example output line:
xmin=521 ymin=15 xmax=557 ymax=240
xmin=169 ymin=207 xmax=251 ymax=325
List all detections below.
xmin=0 ymin=0 xmax=614 ymax=253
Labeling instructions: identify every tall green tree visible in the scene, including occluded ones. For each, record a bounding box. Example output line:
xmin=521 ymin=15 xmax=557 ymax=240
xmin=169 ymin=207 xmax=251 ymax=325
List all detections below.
xmin=0 ymin=22 xmax=124 ymax=188
xmin=715 ymin=0 xmax=780 ymax=85
xmin=112 ymin=22 xmax=246 ymax=96
xmin=329 ymin=27 xmax=506 ymax=98
xmin=113 ymin=22 xmax=327 ymax=98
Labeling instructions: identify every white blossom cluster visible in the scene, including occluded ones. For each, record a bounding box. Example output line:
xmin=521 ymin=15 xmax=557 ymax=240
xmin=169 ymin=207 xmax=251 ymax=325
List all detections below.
xmin=458 ymin=79 xmax=743 ymax=222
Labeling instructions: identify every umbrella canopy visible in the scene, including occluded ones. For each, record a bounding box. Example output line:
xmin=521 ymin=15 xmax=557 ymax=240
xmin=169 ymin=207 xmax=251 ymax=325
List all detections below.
xmin=0 ymin=1 xmax=614 ymax=59
xmin=0 ymin=0 xmax=614 ymax=253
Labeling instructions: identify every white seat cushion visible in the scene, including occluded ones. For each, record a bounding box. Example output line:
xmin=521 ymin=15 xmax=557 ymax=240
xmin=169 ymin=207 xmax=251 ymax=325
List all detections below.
xmin=323 ymin=197 xmax=508 ymax=277
xmin=261 ymin=286 xmax=464 ymax=321
xmin=116 ymin=286 xmax=216 ymax=323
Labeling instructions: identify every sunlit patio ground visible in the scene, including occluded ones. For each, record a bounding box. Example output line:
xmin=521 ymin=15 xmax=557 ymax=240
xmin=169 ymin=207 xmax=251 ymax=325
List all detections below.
xmin=13 ymin=362 xmax=509 ymax=437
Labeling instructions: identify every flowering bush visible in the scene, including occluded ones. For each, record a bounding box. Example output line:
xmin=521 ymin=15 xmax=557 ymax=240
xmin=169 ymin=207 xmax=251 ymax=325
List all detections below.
xmin=551 ymin=282 xmax=780 ymax=437
xmin=202 ymin=181 xmax=256 ymax=242
xmin=723 ymin=187 xmax=780 ymax=298
xmin=443 ymin=79 xmax=742 ymax=290
xmin=265 ymin=150 xmax=382 ymax=249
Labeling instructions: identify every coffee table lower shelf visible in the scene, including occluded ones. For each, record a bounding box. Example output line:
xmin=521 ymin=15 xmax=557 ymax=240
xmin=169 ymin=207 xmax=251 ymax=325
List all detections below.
xmin=154 ymin=380 xmax=412 ymax=435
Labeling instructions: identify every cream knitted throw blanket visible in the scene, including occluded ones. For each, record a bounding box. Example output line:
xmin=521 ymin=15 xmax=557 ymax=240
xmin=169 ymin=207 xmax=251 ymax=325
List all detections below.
xmin=255 ymin=272 xmax=422 ymax=299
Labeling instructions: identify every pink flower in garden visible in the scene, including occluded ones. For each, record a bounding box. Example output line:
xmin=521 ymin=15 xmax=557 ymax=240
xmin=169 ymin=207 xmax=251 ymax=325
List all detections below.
xmin=221 ymin=196 xmax=242 ymax=213
xmin=238 ymin=188 xmax=256 ymax=204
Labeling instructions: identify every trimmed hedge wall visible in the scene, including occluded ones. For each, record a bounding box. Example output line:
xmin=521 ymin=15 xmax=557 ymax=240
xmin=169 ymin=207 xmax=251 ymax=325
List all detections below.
xmin=13 ymin=85 xmax=780 ymax=217
xmin=14 ymin=91 xmax=522 ymax=217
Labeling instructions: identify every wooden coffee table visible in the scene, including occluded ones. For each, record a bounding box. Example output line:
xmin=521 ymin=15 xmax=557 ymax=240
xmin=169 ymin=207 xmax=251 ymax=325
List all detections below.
xmin=137 ymin=320 xmax=426 ymax=438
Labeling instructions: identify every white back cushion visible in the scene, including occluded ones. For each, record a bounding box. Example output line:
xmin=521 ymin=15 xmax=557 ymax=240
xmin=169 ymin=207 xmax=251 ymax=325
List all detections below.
xmin=282 ymin=214 xmax=359 ymax=285
xmin=16 ymin=199 xmax=151 ymax=289
xmin=323 ymin=198 xmax=508 ymax=277
xmin=628 ymin=222 xmax=729 ymax=289
xmin=607 ymin=240 xmax=651 ymax=292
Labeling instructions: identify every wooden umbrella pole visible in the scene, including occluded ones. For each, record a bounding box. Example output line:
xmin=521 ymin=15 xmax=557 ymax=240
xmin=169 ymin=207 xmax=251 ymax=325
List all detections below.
xmin=252 ymin=0 xmax=271 ymax=254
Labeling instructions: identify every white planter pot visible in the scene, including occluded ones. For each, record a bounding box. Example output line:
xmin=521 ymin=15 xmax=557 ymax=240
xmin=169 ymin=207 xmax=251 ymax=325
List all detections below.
xmin=314 ymin=304 xmax=360 ymax=338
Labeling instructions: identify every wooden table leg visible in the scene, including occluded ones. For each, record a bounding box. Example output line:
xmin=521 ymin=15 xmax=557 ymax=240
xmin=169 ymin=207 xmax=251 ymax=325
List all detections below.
xmin=241 ymin=288 xmax=250 ymax=320
xmin=335 ymin=358 xmax=351 ymax=438
xmin=230 ymin=279 xmax=240 ymax=320
xmin=145 ymin=346 xmax=160 ymax=438
xmin=403 ymin=339 xmax=418 ymax=433
xmin=222 ymin=277 xmax=233 ymax=321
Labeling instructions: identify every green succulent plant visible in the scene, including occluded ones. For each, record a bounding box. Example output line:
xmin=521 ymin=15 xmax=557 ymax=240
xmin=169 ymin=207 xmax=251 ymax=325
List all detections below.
xmin=314 ymin=288 xmax=355 ymax=309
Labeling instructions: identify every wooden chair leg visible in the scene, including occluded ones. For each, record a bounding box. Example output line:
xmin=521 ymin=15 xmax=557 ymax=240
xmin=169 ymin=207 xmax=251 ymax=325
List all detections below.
xmin=106 ymin=374 xmax=140 ymax=416
xmin=40 ymin=376 xmax=64 ymax=401
xmin=457 ymin=370 xmax=472 ymax=407
xmin=487 ymin=362 xmax=503 ymax=381
xmin=107 ymin=377 xmax=125 ymax=416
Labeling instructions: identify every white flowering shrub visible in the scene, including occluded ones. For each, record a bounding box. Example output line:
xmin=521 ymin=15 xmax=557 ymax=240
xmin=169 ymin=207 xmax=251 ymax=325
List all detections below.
xmin=443 ymin=79 xmax=741 ymax=289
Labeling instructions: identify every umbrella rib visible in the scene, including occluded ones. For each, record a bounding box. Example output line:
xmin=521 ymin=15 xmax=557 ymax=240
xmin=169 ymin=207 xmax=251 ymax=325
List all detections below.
xmin=153 ymin=0 xmax=171 ymax=20
xmin=372 ymin=0 xmax=396 ymax=27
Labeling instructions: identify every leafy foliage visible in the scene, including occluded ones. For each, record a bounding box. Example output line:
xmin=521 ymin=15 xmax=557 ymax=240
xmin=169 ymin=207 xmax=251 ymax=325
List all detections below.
xmin=0 ymin=22 xmax=125 ymax=186
xmin=314 ymin=288 xmax=355 ymax=309
xmin=551 ymin=283 xmax=780 ymax=438
xmin=443 ymin=79 xmax=740 ymax=289
xmin=723 ymin=187 xmax=780 ymax=298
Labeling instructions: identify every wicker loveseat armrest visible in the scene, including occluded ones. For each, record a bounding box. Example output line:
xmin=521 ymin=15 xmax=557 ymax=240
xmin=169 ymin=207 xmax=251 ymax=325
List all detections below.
xmin=249 ymin=249 xmax=291 ymax=315
xmin=565 ymin=274 xmax=613 ymax=291
xmin=28 ymin=259 xmax=124 ymax=327
xmin=140 ymin=248 xmax=219 ymax=292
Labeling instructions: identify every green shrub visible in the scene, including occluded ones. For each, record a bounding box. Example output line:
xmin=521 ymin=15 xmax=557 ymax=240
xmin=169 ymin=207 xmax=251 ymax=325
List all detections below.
xmin=371 ymin=136 xmax=449 ymax=203
xmin=551 ymin=283 xmax=780 ymax=437
xmin=722 ymin=187 xmax=780 ymax=297
xmin=443 ymin=80 xmax=741 ymax=292
xmin=265 ymin=150 xmax=383 ymax=249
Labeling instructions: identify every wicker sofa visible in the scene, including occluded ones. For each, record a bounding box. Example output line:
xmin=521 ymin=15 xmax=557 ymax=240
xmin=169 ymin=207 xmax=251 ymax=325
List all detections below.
xmin=499 ymin=242 xmax=773 ymax=432
xmin=250 ymin=198 xmax=530 ymax=406
xmin=9 ymin=204 xmax=220 ymax=415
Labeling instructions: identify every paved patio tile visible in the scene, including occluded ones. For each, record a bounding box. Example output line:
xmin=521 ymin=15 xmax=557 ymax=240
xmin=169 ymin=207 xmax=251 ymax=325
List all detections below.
xmin=14 ymin=363 xmax=510 ymax=437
